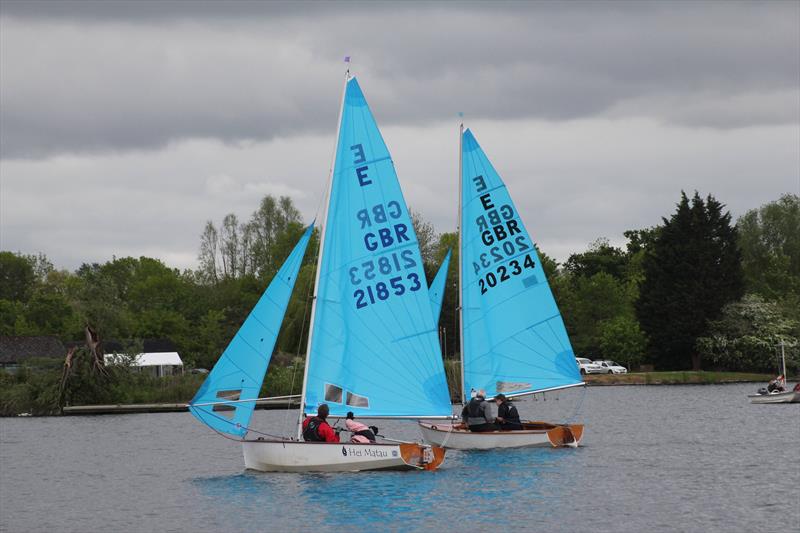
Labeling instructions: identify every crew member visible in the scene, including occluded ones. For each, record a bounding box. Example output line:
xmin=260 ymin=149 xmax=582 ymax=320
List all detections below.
xmin=344 ymin=411 xmax=377 ymax=443
xmin=494 ymin=394 xmax=522 ymax=430
xmin=460 ymin=390 xmax=497 ymax=432
xmin=302 ymin=404 xmax=339 ymax=442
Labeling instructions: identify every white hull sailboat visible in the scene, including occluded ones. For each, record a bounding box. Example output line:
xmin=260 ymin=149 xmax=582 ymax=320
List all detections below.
xmin=419 ymin=126 xmax=586 ymax=450
xmin=242 ymin=440 xmax=445 ymax=472
xmin=189 ymin=70 xmax=451 ymax=473
xmin=747 ymin=390 xmax=800 ymax=404
xmin=748 ymin=342 xmax=799 ymax=404
xmin=418 ymin=421 xmax=584 ymax=450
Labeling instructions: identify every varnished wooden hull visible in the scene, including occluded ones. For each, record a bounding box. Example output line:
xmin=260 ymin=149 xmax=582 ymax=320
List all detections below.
xmin=418 ymin=421 xmax=584 ymax=450
xmin=241 ymin=439 xmax=446 ymax=472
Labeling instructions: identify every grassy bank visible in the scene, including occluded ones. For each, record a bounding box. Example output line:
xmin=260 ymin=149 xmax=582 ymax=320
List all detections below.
xmin=1 ymin=360 xmax=785 ymax=417
xmin=583 ymin=371 xmax=775 ymax=385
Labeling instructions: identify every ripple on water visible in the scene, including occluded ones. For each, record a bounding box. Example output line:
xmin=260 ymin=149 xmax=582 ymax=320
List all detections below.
xmin=1 ymin=383 xmax=798 ymax=533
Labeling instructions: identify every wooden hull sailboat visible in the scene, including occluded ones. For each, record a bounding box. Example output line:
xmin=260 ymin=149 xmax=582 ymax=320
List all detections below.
xmin=420 ymin=126 xmax=587 ymax=450
xmin=242 ymin=440 xmax=445 ymax=472
xmin=418 ymin=421 xmax=584 ymax=450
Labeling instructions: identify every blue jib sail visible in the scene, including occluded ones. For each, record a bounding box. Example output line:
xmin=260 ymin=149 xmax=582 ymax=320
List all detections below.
xmin=429 ymin=250 xmax=451 ymax=322
xmin=303 ymin=77 xmax=452 ymax=418
xmin=189 ymin=224 xmax=313 ymax=437
xmin=461 ymin=129 xmax=582 ymax=398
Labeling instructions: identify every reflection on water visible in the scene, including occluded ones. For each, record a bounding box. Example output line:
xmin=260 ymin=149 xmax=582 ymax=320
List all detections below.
xmin=2 ymin=384 xmax=799 ymax=533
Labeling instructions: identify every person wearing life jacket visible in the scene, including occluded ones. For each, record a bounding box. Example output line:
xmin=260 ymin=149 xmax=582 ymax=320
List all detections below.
xmin=460 ymin=390 xmax=497 ymax=432
xmin=345 ymin=411 xmax=378 ymax=443
xmin=302 ymin=404 xmax=339 ymax=443
xmin=494 ymin=394 xmax=522 ymax=430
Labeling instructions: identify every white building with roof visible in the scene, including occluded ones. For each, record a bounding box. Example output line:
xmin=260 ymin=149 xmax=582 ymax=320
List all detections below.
xmin=106 ymin=351 xmax=184 ymax=377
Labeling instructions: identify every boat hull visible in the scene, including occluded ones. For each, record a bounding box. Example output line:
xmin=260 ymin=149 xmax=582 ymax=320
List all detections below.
xmin=418 ymin=421 xmax=584 ymax=450
xmin=748 ymin=391 xmax=800 ymax=404
xmin=241 ymin=439 xmax=446 ymax=472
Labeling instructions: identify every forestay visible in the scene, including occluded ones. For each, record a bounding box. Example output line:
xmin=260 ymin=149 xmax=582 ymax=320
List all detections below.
xmin=189 ymin=225 xmax=314 ymax=437
xmin=303 ymin=77 xmax=452 ymax=418
xmin=428 ymin=250 xmax=451 ymax=322
xmin=460 ymin=129 xmax=582 ymax=398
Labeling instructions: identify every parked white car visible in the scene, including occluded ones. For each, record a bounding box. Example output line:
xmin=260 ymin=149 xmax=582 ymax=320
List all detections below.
xmin=575 ymin=358 xmax=604 ymax=375
xmin=595 ymin=360 xmax=628 ymax=374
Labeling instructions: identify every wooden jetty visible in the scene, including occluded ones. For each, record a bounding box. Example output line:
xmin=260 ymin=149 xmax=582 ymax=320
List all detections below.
xmin=62 ymin=397 xmax=299 ymax=415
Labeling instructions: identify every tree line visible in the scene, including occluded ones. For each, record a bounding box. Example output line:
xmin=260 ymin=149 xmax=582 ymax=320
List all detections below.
xmin=1 ymin=192 xmax=798 ymax=376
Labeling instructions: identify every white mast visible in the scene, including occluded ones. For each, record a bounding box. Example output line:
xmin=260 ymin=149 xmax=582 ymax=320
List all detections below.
xmin=458 ymin=120 xmax=466 ymax=405
xmin=781 ymin=339 xmax=787 ymax=382
xmin=296 ymin=67 xmax=350 ymax=439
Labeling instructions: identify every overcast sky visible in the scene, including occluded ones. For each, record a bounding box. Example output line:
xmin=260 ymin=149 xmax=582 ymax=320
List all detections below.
xmin=1 ymin=0 xmax=798 ymax=270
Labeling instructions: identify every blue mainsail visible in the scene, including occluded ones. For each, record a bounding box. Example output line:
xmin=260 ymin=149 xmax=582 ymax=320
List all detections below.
xmin=428 ymin=250 xmax=451 ymax=322
xmin=189 ymin=224 xmax=313 ymax=437
xmin=460 ymin=129 xmax=582 ymax=398
xmin=303 ymin=77 xmax=452 ymax=418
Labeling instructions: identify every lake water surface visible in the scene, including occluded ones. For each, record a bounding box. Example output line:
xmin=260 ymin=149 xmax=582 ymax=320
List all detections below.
xmin=1 ymin=383 xmax=798 ymax=532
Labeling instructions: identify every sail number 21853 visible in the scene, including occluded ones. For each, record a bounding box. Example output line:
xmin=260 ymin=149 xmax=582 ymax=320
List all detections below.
xmin=354 ymin=273 xmax=422 ymax=309
xmin=478 ymin=254 xmax=536 ymax=295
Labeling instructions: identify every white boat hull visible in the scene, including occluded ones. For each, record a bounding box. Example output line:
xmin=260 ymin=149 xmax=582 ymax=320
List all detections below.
xmin=241 ymin=439 xmax=446 ymax=472
xmin=748 ymin=390 xmax=800 ymax=404
xmin=418 ymin=421 xmax=584 ymax=450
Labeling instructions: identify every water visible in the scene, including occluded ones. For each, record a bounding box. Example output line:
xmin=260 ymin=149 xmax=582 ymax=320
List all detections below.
xmin=1 ymin=384 xmax=798 ymax=533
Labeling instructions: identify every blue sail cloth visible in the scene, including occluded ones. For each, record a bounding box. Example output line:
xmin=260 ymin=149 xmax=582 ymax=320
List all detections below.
xmin=460 ymin=129 xmax=582 ymax=399
xmin=429 ymin=250 xmax=451 ymax=322
xmin=189 ymin=224 xmax=313 ymax=437
xmin=303 ymin=77 xmax=452 ymax=418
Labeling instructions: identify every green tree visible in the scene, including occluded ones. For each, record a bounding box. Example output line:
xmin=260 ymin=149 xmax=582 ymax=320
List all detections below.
xmin=558 ymin=272 xmax=631 ymax=357
xmin=737 ymin=194 xmax=800 ymax=301
xmin=0 ymin=251 xmax=36 ymax=302
xmin=564 ymin=238 xmax=627 ymax=280
xmin=636 ymin=191 xmax=745 ymax=370
xmin=598 ymin=315 xmax=647 ymax=370
xmin=696 ymin=294 xmax=798 ymax=373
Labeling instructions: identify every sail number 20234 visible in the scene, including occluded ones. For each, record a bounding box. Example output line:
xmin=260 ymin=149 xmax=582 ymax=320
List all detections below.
xmin=479 ymin=254 xmax=536 ymax=294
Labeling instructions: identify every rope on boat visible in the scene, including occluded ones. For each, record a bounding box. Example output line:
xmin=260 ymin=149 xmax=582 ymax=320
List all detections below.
xmin=282 ymin=237 xmax=320 ymax=432
xmin=564 ymin=384 xmax=587 ymax=425
xmin=191 ymin=405 xmax=294 ymax=442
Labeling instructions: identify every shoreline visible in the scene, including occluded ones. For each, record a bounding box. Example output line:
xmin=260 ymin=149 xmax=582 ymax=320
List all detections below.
xmin=582 ymin=371 xmax=778 ymax=386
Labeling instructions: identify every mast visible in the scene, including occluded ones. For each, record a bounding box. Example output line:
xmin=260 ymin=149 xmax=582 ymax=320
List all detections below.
xmin=781 ymin=339 xmax=787 ymax=382
xmin=296 ymin=68 xmax=350 ymax=439
xmin=458 ymin=120 xmax=466 ymax=405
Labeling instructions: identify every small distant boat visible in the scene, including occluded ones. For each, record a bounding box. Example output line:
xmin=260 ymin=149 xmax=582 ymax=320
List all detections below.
xmin=748 ymin=389 xmax=800 ymax=404
xmin=420 ymin=126 xmax=585 ymax=450
xmin=748 ymin=341 xmax=799 ymax=404
xmin=189 ymin=72 xmax=451 ymax=472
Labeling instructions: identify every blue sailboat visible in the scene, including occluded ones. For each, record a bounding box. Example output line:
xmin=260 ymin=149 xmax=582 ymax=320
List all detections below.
xmin=189 ymin=72 xmax=450 ymax=472
xmin=419 ymin=125 xmax=585 ymax=449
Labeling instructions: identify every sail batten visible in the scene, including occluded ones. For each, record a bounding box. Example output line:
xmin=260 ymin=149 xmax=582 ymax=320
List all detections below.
xmin=189 ymin=224 xmax=314 ymax=438
xmin=460 ymin=128 xmax=582 ymax=397
xmin=303 ymin=77 xmax=452 ymax=418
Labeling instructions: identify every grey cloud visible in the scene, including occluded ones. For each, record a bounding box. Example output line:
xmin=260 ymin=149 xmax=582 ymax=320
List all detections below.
xmin=1 ymin=1 xmax=798 ymax=159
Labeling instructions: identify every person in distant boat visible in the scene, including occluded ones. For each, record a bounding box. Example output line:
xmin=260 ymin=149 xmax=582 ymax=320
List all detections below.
xmin=345 ymin=411 xmax=378 ymax=443
xmin=461 ymin=390 xmax=497 ymax=432
xmin=302 ymin=404 xmax=340 ymax=443
xmin=493 ymin=394 xmax=522 ymax=430
xmin=767 ymin=375 xmax=786 ymax=393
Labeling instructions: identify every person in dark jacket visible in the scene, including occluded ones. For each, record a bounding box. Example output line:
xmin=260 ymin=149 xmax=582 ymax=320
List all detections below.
xmin=302 ymin=404 xmax=340 ymax=442
xmin=494 ymin=394 xmax=522 ymax=430
xmin=460 ymin=390 xmax=497 ymax=432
